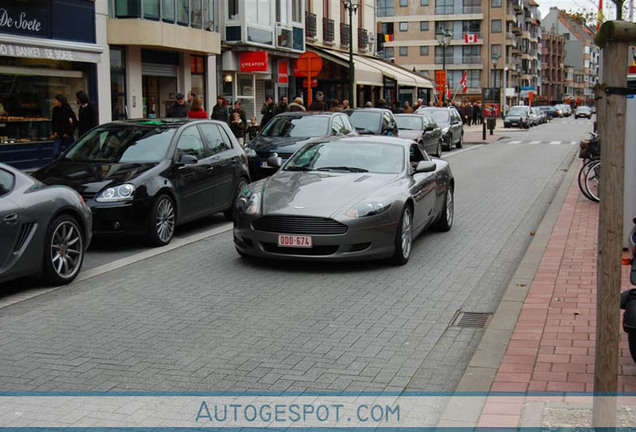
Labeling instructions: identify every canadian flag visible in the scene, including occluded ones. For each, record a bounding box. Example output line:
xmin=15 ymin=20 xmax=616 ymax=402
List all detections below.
xmin=464 ymin=34 xmax=478 ymax=43
xmin=459 ymin=71 xmax=467 ymax=94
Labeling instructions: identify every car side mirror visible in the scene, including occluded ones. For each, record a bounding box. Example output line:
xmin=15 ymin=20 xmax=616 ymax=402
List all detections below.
xmin=178 ymin=154 xmax=198 ymax=165
xmin=425 ymin=125 xmax=434 ymax=132
xmin=267 ymin=155 xmax=283 ymax=168
xmin=415 ymin=160 xmax=436 ymax=173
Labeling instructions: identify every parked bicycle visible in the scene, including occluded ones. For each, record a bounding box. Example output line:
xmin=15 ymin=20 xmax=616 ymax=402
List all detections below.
xmin=621 ymin=217 xmax=636 ymax=364
xmin=578 ymin=132 xmax=600 ymax=202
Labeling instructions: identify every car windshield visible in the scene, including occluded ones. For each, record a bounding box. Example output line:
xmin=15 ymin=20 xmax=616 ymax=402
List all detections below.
xmin=507 ymin=108 xmax=527 ymax=116
xmin=577 ymin=107 xmax=591 ymax=112
xmin=260 ymin=115 xmax=330 ymax=137
xmin=417 ymin=109 xmax=450 ymax=124
xmin=64 ymin=125 xmax=176 ymax=163
xmin=348 ymin=111 xmax=381 ymax=134
xmin=284 ymin=141 xmax=405 ymax=174
xmin=395 ymin=116 xmax=423 ymax=130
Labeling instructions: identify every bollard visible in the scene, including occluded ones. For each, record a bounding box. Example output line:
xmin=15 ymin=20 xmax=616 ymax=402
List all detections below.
xmin=482 ymin=121 xmax=486 ymax=140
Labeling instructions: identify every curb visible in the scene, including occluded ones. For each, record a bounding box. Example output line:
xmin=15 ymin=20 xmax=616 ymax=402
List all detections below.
xmin=437 ymin=151 xmax=580 ymax=427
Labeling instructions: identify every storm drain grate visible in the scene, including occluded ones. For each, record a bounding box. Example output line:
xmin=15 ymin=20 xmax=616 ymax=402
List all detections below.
xmin=451 ymin=311 xmax=492 ymax=328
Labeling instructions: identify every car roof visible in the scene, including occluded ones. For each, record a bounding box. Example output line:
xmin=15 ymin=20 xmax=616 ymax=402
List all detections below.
xmin=275 ymin=111 xmax=345 ymax=117
xmin=349 ymin=108 xmax=393 ymax=114
xmin=100 ymin=118 xmax=221 ymax=128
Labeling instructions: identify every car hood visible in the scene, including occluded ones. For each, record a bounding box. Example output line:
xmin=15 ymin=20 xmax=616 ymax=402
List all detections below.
xmin=398 ymin=130 xmax=423 ymax=140
xmin=247 ymin=136 xmax=319 ymax=154
xmin=33 ymin=160 xmax=161 ymax=196
xmin=261 ymin=170 xmax=400 ymax=218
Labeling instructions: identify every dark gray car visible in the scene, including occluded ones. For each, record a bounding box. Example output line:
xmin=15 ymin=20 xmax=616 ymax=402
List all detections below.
xmin=347 ymin=108 xmax=400 ymax=137
xmin=395 ymin=114 xmax=443 ymax=157
xmin=0 ymin=162 xmax=92 ymax=286
xmin=234 ymin=136 xmax=454 ymax=265
xmin=415 ymin=107 xmax=463 ymax=150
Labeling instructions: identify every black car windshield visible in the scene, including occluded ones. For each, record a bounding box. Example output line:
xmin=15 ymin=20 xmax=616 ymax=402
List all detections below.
xmin=260 ymin=116 xmax=330 ymax=137
xmin=348 ymin=111 xmax=381 ymax=134
xmin=65 ymin=125 xmax=176 ymax=163
xmin=284 ymin=142 xmax=404 ymax=174
xmin=395 ymin=116 xmax=423 ymax=130
xmin=417 ymin=109 xmax=450 ymax=125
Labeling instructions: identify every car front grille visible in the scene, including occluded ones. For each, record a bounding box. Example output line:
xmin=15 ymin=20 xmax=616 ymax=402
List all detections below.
xmin=252 ymin=216 xmax=348 ymax=235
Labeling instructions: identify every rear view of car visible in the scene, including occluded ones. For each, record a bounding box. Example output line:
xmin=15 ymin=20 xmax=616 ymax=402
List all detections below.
xmin=504 ymin=106 xmax=530 ymax=128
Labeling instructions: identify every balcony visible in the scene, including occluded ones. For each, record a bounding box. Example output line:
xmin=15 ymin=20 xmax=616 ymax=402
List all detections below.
xmin=358 ymin=28 xmax=368 ymax=50
xmin=340 ymin=23 xmax=350 ymax=46
xmin=511 ymin=0 xmax=522 ymax=11
xmin=305 ymin=11 xmax=317 ymax=39
xmin=506 ymin=13 xmax=517 ymax=23
xmin=435 ymin=5 xmax=481 ymax=14
xmin=323 ymin=17 xmax=334 ymax=43
xmin=511 ymin=23 xmax=522 ymax=34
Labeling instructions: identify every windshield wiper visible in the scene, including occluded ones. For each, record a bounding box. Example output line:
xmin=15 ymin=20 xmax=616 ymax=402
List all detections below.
xmin=355 ymin=127 xmax=374 ymax=134
xmin=316 ymin=166 xmax=369 ymax=172
xmin=284 ymin=166 xmax=312 ymax=171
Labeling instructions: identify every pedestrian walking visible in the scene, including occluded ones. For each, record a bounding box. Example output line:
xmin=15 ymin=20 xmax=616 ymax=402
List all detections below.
xmin=288 ymin=97 xmax=306 ymax=112
xmin=229 ymin=111 xmax=245 ymax=147
xmin=260 ymin=96 xmax=277 ymax=128
xmin=276 ymin=96 xmax=289 ymax=114
xmin=51 ymin=94 xmax=77 ymax=155
xmin=211 ymin=95 xmax=229 ymax=123
xmin=402 ymin=101 xmax=414 ymax=113
xmin=308 ymin=91 xmax=327 ymax=111
xmin=166 ymin=92 xmax=190 ymax=118
xmin=187 ymin=96 xmax=208 ymax=118
xmin=75 ymin=90 xmax=98 ymax=137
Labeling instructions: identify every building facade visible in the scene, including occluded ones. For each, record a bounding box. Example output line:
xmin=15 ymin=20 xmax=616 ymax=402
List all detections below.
xmin=539 ymin=31 xmax=566 ymax=103
xmin=376 ymin=0 xmax=541 ymax=108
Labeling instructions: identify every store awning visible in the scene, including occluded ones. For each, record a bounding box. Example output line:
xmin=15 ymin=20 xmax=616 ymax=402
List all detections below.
xmin=310 ymin=47 xmax=384 ymax=87
xmin=361 ymin=56 xmax=433 ymax=89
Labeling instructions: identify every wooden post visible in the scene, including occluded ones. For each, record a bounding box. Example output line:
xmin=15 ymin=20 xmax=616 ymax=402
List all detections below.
xmin=593 ymin=40 xmax=629 ymax=427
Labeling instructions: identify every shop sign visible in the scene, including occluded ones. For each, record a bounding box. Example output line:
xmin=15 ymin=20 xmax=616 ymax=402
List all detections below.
xmin=0 ymin=5 xmax=49 ymax=38
xmin=278 ymin=61 xmax=289 ymax=86
xmin=0 ymin=43 xmax=75 ymax=61
xmin=240 ymin=52 xmax=268 ymax=72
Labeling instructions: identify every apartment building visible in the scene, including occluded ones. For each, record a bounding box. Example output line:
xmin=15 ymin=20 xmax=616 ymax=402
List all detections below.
xmin=377 ymin=0 xmax=541 ymax=107
xmin=542 ymin=7 xmax=599 ymax=104
xmin=540 ymin=31 xmax=566 ymax=103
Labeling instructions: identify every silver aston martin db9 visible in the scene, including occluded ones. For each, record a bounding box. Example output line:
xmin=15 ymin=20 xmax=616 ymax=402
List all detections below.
xmin=233 ymin=136 xmax=454 ymax=264
xmin=0 ymin=162 xmax=92 ymax=286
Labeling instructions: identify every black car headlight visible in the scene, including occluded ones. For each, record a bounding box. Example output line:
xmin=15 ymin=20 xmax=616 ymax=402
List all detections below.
xmin=345 ymin=200 xmax=392 ymax=218
xmin=95 ymin=184 xmax=135 ymax=203
xmin=244 ymin=146 xmax=257 ymax=157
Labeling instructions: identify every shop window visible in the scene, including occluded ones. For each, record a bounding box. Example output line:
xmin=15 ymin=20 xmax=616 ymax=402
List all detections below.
xmin=162 ymin=0 xmax=175 ymax=22
xmin=191 ymin=55 xmax=206 ymax=108
xmin=143 ymin=0 xmax=160 ymax=20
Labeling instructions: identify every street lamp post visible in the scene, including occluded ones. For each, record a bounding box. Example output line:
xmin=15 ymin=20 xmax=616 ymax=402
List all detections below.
xmin=436 ymin=29 xmax=452 ymax=106
xmin=342 ymin=0 xmax=360 ymax=107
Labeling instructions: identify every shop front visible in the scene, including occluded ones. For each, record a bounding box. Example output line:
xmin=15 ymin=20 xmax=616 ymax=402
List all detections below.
xmin=0 ymin=0 xmax=103 ymax=169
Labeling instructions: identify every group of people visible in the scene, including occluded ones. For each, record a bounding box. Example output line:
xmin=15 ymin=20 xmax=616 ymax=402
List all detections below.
xmin=51 ymin=91 xmax=99 ymax=155
xmin=454 ymin=102 xmax=484 ymax=125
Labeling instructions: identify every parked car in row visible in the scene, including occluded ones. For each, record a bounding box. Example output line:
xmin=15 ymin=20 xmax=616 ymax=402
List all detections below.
xmin=415 ymin=106 xmax=463 ymax=150
xmin=347 ymin=108 xmax=399 ymax=137
xmin=234 ymin=136 xmax=454 ymax=265
xmin=538 ymin=105 xmax=558 ymax=120
xmin=244 ymin=112 xmax=357 ymax=180
xmin=0 ymin=162 xmax=92 ymax=286
xmin=575 ymin=106 xmax=593 ymax=119
xmin=34 ymin=119 xmax=250 ymax=247
xmin=556 ymin=104 xmax=572 ymax=117
xmin=394 ymin=114 xmax=443 ymax=157
xmin=504 ymin=105 xmax=530 ymax=128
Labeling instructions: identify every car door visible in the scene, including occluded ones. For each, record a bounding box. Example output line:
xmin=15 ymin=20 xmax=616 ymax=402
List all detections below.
xmin=0 ymin=168 xmax=21 ymax=272
xmin=172 ymin=125 xmax=214 ymax=220
xmin=198 ymin=122 xmax=238 ymax=212
xmin=421 ymin=116 xmax=436 ymax=154
xmin=450 ymin=110 xmax=462 ymax=144
xmin=409 ymin=144 xmax=437 ymax=230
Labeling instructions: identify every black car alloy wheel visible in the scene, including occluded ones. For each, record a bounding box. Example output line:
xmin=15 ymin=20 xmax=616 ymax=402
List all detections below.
xmin=44 ymin=215 xmax=85 ymax=285
xmin=147 ymin=194 xmax=176 ymax=246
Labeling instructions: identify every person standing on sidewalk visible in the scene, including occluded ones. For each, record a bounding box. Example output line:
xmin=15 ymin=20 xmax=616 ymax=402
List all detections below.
xmin=211 ymin=95 xmax=229 ymax=123
xmin=260 ymin=96 xmax=277 ymax=128
xmin=51 ymin=94 xmax=77 ymax=155
xmin=166 ymin=93 xmax=189 ymax=118
xmin=187 ymin=97 xmax=208 ymax=118
xmin=75 ymin=91 xmax=98 ymax=137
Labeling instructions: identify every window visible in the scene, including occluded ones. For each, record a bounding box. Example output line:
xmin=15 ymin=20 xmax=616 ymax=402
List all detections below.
xmin=110 ymin=47 xmax=127 ymax=121
xmin=228 ymin=0 xmax=239 ymax=19
xmin=399 ymin=22 xmax=408 ymax=31
xmin=491 ymin=44 xmax=502 ymax=59
xmin=420 ymin=21 xmax=429 ymax=31
xmin=400 ymin=0 xmax=408 ymax=6
xmin=0 ymin=169 xmax=15 ymax=196
xmin=292 ymin=0 xmax=302 ymax=21
xmin=420 ymin=0 xmax=429 ymax=5
xmin=177 ymin=0 xmax=189 ymax=25
xmin=198 ymin=124 xmax=230 ymax=154
xmin=177 ymin=126 xmax=206 ymax=159
xmin=190 ymin=0 xmax=202 ymax=27
xmin=377 ymin=0 xmax=394 ymax=16
xmin=491 ymin=19 xmax=502 ymax=33
xmin=276 ymin=0 xmax=288 ymax=23
xmin=143 ymin=0 xmax=160 ymax=20
xmin=491 ymin=0 xmax=502 ymax=7
xmin=162 ymin=0 xmax=175 ymax=21
xmin=399 ymin=46 xmax=408 ymax=56
xmin=246 ymin=0 xmax=271 ymax=25
xmin=383 ymin=46 xmax=394 ymax=59
xmin=420 ymin=46 xmax=429 ymax=55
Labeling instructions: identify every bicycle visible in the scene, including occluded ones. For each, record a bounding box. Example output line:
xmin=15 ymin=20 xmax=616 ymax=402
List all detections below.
xmin=578 ymin=132 xmax=600 ymax=202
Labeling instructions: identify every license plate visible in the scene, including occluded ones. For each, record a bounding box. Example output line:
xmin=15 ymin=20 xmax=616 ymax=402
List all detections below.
xmin=260 ymin=161 xmax=269 ymax=168
xmin=278 ymin=234 xmax=313 ymax=248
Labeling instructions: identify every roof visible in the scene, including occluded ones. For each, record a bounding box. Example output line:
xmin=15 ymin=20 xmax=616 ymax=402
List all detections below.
xmin=556 ymin=11 xmax=595 ymax=42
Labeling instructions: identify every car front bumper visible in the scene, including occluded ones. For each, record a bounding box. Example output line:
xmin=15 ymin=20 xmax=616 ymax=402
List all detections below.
xmin=87 ymin=198 xmax=154 ymax=236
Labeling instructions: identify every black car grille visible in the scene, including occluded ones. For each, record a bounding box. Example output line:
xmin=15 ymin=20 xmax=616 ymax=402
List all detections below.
xmin=252 ymin=216 xmax=348 ymax=235
xmin=13 ymin=222 xmax=35 ymax=252
xmin=261 ymin=242 xmax=338 ymax=255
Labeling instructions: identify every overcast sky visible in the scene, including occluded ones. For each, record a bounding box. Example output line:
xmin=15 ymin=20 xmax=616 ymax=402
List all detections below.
xmin=538 ymin=0 xmax=631 ymax=21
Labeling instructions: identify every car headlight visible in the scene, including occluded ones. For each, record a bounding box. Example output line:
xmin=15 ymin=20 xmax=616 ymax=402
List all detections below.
xmin=238 ymin=190 xmax=261 ymax=215
xmin=244 ymin=146 xmax=257 ymax=157
xmin=345 ymin=200 xmax=392 ymax=218
xmin=442 ymin=127 xmax=450 ymax=135
xmin=95 ymin=184 xmax=135 ymax=203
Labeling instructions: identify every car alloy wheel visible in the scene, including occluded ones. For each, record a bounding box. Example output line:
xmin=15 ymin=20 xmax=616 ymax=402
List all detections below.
xmin=147 ymin=195 xmax=176 ymax=246
xmin=392 ymin=206 xmax=413 ymax=265
xmin=44 ymin=215 xmax=84 ymax=285
xmin=433 ymin=186 xmax=454 ymax=232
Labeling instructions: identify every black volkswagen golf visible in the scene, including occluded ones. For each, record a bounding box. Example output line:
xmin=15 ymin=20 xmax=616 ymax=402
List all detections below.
xmin=34 ymin=119 xmax=250 ymax=246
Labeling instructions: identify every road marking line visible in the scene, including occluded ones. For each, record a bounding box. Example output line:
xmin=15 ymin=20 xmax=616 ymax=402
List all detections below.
xmin=570 ymin=141 xmax=578 ymax=145
xmin=529 ymin=141 xmax=542 ymax=144
xmin=508 ymin=140 xmax=522 ymax=144
xmin=442 ymin=146 xmax=480 ymax=158
xmin=0 ymin=223 xmax=233 ymax=310
xmin=549 ymin=141 xmax=562 ymax=145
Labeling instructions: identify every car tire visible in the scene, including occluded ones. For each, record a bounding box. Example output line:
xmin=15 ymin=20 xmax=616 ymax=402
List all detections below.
xmin=456 ymin=134 xmax=463 ymax=149
xmin=42 ymin=214 xmax=85 ymax=286
xmin=443 ymin=138 xmax=451 ymax=151
xmin=391 ymin=205 xmax=413 ymax=265
xmin=146 ymin=194 xmax=176 ymax=247
xmin=223 ymin=176 xmax=250 ymax=221
xmin=434 ymin=140 xmax=443 ymax=157
xmin=433 ymin=186 xmax=454 ymax=232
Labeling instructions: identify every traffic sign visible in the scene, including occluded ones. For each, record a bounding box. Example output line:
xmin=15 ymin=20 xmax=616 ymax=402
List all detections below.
xmin=294 ymin=52 xmax=322 ymax=77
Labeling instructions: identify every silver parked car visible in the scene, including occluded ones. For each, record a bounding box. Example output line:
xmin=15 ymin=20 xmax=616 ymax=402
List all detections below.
xmin=233 ymin=136 xmax=454 ymax=265
xmin=0 ymin=162 xmax=92 ymax=286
